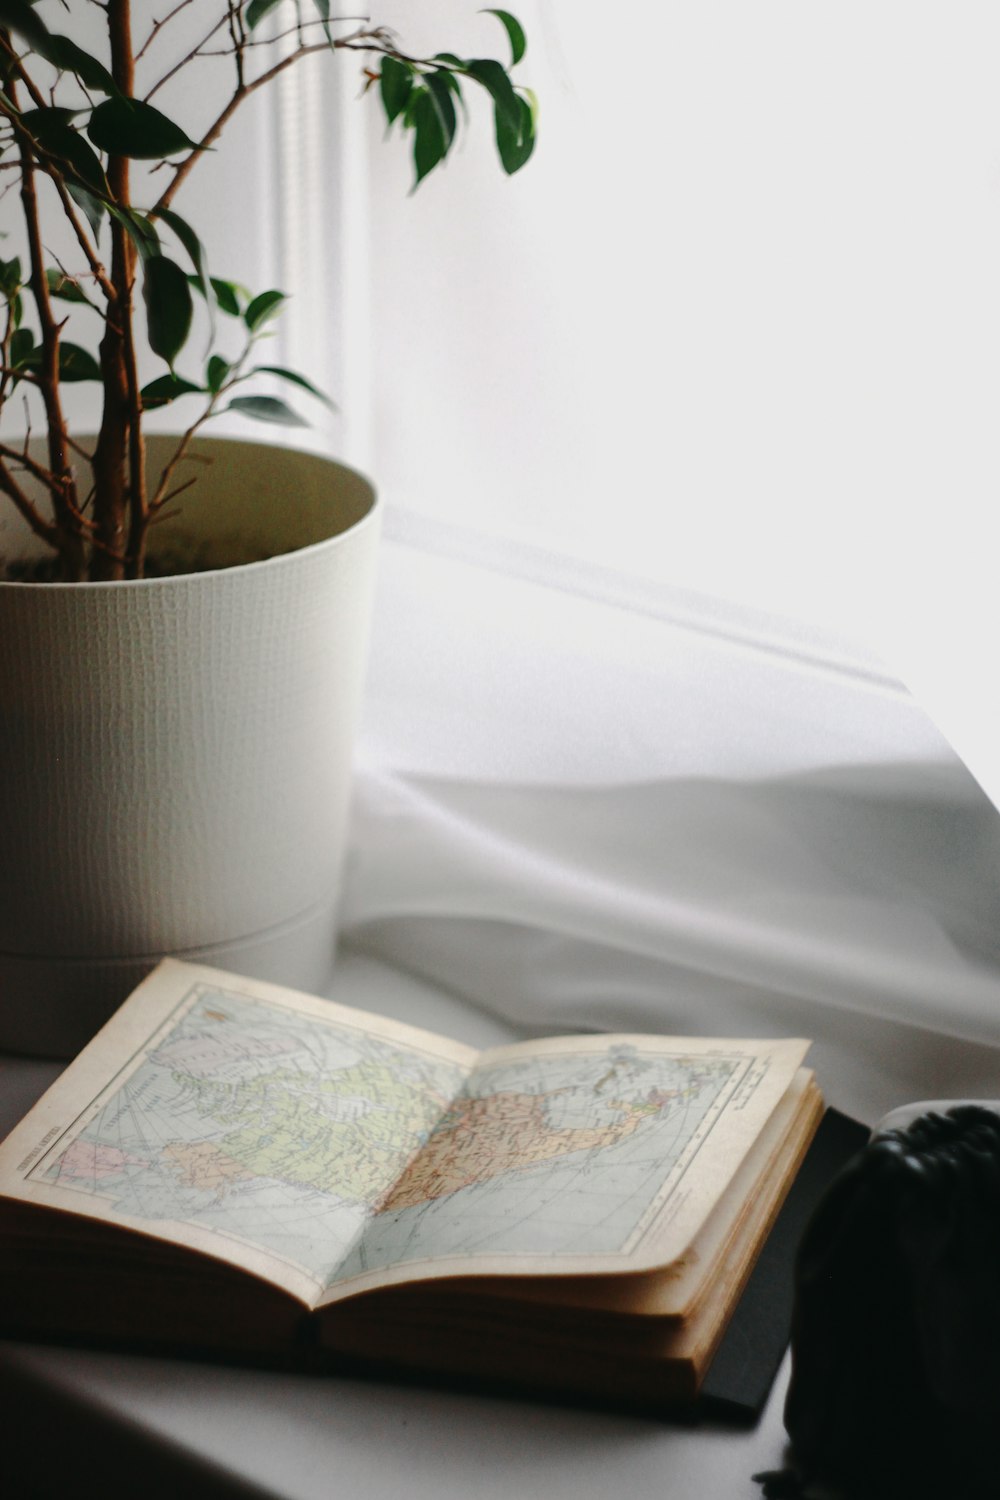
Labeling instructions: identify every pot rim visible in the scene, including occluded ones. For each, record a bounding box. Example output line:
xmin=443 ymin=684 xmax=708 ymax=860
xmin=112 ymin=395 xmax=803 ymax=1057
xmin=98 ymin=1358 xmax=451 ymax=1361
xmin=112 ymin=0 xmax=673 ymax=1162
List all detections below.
xmin=0 ymin=435 xmax=379 ymax=591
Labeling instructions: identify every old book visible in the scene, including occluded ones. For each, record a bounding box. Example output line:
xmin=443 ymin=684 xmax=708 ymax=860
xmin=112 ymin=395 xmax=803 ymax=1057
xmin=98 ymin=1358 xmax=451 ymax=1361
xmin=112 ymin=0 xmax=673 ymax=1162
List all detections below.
xmin=0 ymin=960 xmax=823 ymax=1411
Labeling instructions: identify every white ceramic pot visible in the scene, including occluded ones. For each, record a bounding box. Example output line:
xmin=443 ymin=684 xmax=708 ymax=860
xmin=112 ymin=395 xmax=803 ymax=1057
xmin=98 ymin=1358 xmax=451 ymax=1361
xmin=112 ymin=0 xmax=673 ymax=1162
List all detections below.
xmin=0 ymin=436 xmax=380 ymax=1057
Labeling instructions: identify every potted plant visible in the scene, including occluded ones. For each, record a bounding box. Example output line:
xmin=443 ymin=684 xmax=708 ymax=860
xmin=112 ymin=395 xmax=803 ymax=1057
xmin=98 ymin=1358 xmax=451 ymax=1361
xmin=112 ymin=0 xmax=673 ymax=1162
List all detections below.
xmin=0 ymin=1 xmax=535 ymax=1056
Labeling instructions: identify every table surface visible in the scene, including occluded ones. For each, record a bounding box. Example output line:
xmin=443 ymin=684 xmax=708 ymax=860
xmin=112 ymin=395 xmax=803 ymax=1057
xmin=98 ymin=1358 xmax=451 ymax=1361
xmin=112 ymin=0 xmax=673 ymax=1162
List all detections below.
xmin=0 ymin=954 xmax=803 ymax=1500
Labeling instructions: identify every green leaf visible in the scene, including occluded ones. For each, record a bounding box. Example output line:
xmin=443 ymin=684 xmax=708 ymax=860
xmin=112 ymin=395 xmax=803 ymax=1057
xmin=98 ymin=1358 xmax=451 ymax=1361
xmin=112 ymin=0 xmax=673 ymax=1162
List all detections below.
xmin=0 ymin=254 xmax=21 ymax=298
xmin=9 ymin=325 xmax=33 ymax=367
xmin=465 ymin=58 xmax=521 ymax=132
xmin=425 ymin=70 xmax=457 ymax=149
xmin=45 ymin=268 xmax=89 ymax=303
xmin=156 ymin=208 xmax=209 ymax=289
xmin=142 ymin=255 xmax=193 ymax=367
xmin=189 ymin=276 xmax=243 ymax=316
xmin=244 ymin=289 xmax=286 ymax=332
xmin=20 ymin=108 xmax=109 ymax=195
xmin=315 ymin=0 xmax=335 ymax=44
xmin=206 ymin=354 xmax=231 ymax=393
xmin=312 ymin=0 xmax=334 ymax=44
xmin=17 ymin=337 xmax=102 ymax=381
xmin=210 ymin=278 xmax=243 ymax=316
xmin=67 ymin=183 xmax=106 ymax=240
xmin=227 ymin=394 xmax=309 ymax=427
xmin=482 ymin=9 xmax=527 ymax=66
xmin=89 ymin=97 xmax=199 ymax=160
xmin=56 ymin=342 xmax=102 ymax=381
xmin=17 ymin=105 xmax=79 ymax=132
xmin=252 ymin=364 xmax=336 ymax=408
xmin=109 ymin=204 xmax=161 ymax=261
xmin=0 ymin=0 xmax=47 ymax=48
xmin=157 ymin=208 xmax=212 ymax=345
xmin=495 ymin=92 xmax=535 ymax=174
xmin=245 ymin=0 xmax=283 ymax=29
xmin=380 ymin=57 xmax=413 ymax=126
xmin=40 ymin=36 xmax=118 ymax=96
xmin=411 ymin=89 xmax=448 ymax=186
xmin=141 ymin=372 xmax=204 ymax=409
xmin=0 ymin=3 xmax=118 ymax=94
xmin=431 ymin=63 xmax=466 ymax=111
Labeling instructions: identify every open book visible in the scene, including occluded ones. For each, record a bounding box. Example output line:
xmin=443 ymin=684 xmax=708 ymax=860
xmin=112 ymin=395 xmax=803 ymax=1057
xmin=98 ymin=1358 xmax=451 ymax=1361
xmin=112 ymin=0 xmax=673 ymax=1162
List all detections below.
xmin=0 ymin=960 xmax=823 ymax=1410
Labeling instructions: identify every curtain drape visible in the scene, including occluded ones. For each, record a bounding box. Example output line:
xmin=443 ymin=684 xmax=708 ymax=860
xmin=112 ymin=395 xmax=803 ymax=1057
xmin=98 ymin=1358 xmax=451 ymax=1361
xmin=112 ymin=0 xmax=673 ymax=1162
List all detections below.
xmin=341 ymin=541 xmax=1000 ymax=1124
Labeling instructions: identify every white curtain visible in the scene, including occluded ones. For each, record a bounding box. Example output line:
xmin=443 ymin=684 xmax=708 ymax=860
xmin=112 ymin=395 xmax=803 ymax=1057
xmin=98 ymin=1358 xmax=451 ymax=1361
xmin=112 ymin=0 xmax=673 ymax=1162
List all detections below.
xmin=340 ymin=540 xmax=1000 ymax=1125
xmin=333 ymin=4 xmax=1000 ymax=1123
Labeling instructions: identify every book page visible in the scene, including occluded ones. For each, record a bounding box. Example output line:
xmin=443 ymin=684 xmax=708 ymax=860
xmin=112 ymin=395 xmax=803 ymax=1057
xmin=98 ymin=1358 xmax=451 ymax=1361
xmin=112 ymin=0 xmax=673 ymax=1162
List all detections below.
xmin=322 ymin=1033 xmax=809 ymax=1302
xmin=0 ymin=960 xmax=476 ymax=1308
xmin=421 ymin=1069 xmax=822 ymax=1321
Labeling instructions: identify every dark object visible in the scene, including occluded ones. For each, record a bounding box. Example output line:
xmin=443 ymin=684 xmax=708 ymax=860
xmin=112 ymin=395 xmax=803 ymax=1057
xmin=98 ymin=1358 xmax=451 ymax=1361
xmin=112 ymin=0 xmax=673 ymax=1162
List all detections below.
xmin=702 ymin=1107 xmax=869 ymax=1420
xmin=782 ymin=1105 xmax=1000 ymax=1498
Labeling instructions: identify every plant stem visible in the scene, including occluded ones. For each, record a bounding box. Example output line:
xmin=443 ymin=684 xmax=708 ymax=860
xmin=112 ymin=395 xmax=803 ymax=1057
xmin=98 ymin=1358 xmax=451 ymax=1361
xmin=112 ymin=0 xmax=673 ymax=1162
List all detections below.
xmin=91 ymin=0 xmax=142 ymax=582
xmin=12 ymin=71 xmax=86 ymax=581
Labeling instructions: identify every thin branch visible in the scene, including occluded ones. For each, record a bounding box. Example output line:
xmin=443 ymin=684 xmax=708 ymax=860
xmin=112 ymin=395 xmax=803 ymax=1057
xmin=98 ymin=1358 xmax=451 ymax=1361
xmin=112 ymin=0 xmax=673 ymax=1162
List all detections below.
xmin=200 ymin=13 xmax=354 ymax=56
xmin=0 ymin=455 xmax=62 ymax=550
xmin=0 ymin=439 xmax=67 ymax=490
xmin=13 ymin=86 xmax=84 ymax=570
xmin=63 ymin=431 xmax=96 ymax=463
xmin=79 ymin=529 xmax=129 ymax=565
xmin=0 ymin=297 xmax=17 ymax=408
xmin=151 ymin=29 xmax=391 ymax=214
xmin=0 ymin=433 xmax=99 ymax=534
xmin=45 ymin=251 xmax=107 ymax=317
xmin=0 ymin=366 xmax=42 ymax=389
xmin=146 ymin=405 xmax=219 ymax=514
xmin=0 ymin=93 xmax=114 ymax=300
xmin=136 ymin=0 xmax=199 ymax=61
xmin=227 ymin=0 xmax=246 ymax=92
xmin=152 ymin=476 xmax=197 ymax=511
xmin=144 ymin=361 xmax=248 ymax=525
xmin=47 ymin=177 xmax=115 ymax=302
xmin=143 ymin=11 xmax=233 ymax=102
xmin=0 ymin=31 xmax=47 ymax=110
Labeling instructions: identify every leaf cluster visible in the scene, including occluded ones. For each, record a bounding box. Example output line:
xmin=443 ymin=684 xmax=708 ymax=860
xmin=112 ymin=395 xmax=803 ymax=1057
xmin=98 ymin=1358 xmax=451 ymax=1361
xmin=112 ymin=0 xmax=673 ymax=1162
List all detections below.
xmin=0 ymin=2 xmax=534 ymax=579
xmin=379 ymin=10 xmax=535 ymax=185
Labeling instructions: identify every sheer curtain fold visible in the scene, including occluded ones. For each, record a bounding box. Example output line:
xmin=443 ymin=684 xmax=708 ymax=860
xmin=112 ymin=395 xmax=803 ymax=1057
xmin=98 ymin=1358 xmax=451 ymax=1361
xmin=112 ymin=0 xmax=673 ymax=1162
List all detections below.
xmin=342 ymin=762 xmax=1000 ymax=1034
xmin=342 ymin=548 xmax=1000 ymax=1122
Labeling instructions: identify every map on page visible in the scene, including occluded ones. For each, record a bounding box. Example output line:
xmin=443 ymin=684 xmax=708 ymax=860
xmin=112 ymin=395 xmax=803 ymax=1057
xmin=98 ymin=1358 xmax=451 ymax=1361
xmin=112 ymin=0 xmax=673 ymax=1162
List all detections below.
xmin=34 ymin=985 xmax=467 ymax=1286
xmin=340 ymin=1044 xmax=743 ymax=1278
xmin=32 ymin=979 xmax=750 ymax=1286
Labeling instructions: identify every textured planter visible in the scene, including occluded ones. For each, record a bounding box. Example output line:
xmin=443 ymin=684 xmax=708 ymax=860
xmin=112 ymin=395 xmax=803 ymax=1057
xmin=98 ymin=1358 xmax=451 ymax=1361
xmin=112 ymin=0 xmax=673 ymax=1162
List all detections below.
xmin=0 ymin=436 xmax=379 ymax=1057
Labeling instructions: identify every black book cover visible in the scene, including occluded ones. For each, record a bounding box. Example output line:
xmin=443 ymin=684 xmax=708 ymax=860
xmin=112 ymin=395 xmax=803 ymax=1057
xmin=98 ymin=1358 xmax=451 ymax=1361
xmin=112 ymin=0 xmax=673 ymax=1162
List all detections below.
xmin=699 ymin=1107 xmax=870 ymax=1420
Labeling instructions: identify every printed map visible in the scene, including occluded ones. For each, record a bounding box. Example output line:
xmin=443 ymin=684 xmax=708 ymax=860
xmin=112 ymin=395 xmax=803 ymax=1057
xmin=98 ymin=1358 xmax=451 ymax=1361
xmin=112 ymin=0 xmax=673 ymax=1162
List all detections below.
xmin=36 ymin=986 xmax=467 ymax=1287
xmin=35 ymin=981 xmax=746 ymax=1287
xmin=339 ymin=1046 xmax=741 ymax=1277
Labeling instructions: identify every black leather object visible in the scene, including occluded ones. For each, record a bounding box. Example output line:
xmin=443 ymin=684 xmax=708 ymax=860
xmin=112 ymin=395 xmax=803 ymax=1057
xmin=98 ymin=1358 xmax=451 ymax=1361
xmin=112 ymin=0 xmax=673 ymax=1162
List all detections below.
xmin=782 ymin=1105 xmax=1000 ymax=1497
